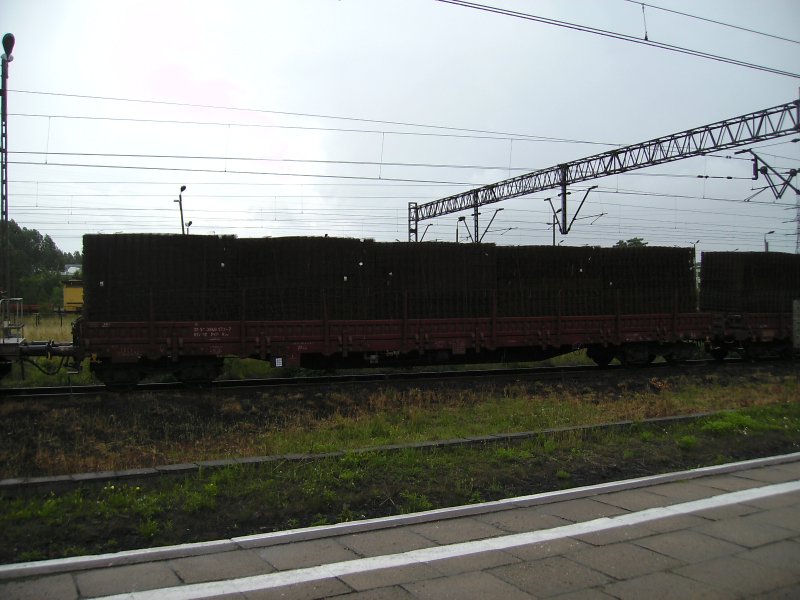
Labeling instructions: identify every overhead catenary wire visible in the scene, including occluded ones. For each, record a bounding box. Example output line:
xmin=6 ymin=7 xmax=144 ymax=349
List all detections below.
xmin=620 ymin=0 xmax=800 ymax=45
xmin=434 ymin=0 xmax=800 ymax=79
xmin=9 ymin=111 xmax=619 ymax=147
xmin=7 ymin=150 xmax=762 ymax=178
xmin=8 ymin=160 xmax=477 ymax=186
xmin=11 ymin=90 xmax=620 ymax=145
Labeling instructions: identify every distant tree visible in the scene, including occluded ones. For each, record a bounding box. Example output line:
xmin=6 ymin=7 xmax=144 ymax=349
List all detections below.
xmin=614 ymin=237 xmax=648 ymax=248
xmin=19 ymin=272 xmax=64 ymax=309
xmin=3 ymin=220 xmax=70 ymax=302
xmin=62 ymin=250 xmax=82 ymax=265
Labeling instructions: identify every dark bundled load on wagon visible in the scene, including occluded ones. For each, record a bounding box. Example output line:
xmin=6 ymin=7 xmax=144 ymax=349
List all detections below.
xmin=82 ymin=234 xmax=697 ymax=322
xmin=83 ymin=234 xmax=239 ymax=321
xmin=700 ymin=251 xmax=800 ymax=313
xmin=496 ymin=245 xmax=695 ymax=316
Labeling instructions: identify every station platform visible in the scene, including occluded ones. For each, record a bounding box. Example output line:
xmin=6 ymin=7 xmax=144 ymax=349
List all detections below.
xmin=1 ymin=453 xmax=799 ymax=599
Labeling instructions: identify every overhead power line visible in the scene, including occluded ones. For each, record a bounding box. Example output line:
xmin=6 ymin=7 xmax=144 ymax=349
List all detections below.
xmin=11 ymin=112 xmax=618 ymax=147
xmin=622 ymin=0 xmax=800 ymax=45
xmin=435 ymin=0 xmax=800 ymax=79
xmin=12 ymin=90 xmax=618 ymax=145
xmin=11 ymin=150 xmax=546 ymax=173
xmin=9 ymin=151 xmax=759 ymax=180
xmin=9 ymin=160 xmax=477 ymax=186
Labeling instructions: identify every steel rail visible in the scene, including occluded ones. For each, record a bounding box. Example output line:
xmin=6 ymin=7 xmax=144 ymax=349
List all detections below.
xmin=0 ymin=362 xmax=645 ymax=399
xmin=0 ymin=357 xmax=757 ymax=400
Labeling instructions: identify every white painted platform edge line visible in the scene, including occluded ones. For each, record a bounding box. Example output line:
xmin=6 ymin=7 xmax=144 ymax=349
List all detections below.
xmin=2 ymin=451 xmax=799 ymax=579
xmin=90 ymin=479 xmax=800 ymax=600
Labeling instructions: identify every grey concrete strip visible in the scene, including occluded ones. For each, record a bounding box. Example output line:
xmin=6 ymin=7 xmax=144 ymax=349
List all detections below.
xmin=569 ymin=542 xmax=684 ymax=579
xmin=196 ymin=459 xmax=240 ymax=469
xmin=0 ymin=540 xmax=238 ymax=579
xmin=75 ymin=562 xmax=181 ymax=598
xmin=72 ymin=471 xmax=117 ymax=483
xmin=338 ymin=563 xmax=441 ymax=592
xmin=490 ymin=555 xmax=612 ymax=597
xmin=403 ymin=571 xmax=535 ymax=600
xmin=673 ymin=555 xmax=798 ymax=597
xmin=116 ymin=468 xmax=160 ymax=479
xmin=2 ymin=453 xmax=799 ymax=581
xmin=632 ymin=529 xmax=745 ymax=562
xmin=602 ymin=571 xmax=732 ymax=600
xmin=339 ymin=529 xmax=436 ymax=557
xmin=256 ymin=538 xmax=360 ymax=571
xmin=155 ymin=463 xmax=198 ymax=474
xmin=169 ymin=550 xmax=275 ymax=584
xmin=0 ymin=573 xmax=78 ymax=600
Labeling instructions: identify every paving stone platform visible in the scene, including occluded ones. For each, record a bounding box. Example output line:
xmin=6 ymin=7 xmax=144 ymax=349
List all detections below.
xmin=2 ymin=453 xmax=799 ymax=599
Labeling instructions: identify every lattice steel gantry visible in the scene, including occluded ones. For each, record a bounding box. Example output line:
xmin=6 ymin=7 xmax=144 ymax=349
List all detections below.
xmin=408 ymin=96 xmax=800 ymax=241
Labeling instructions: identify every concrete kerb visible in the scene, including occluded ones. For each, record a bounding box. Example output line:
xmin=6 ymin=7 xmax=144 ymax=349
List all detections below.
xmin=1 ymin=451 xmax=798 ymax=580
xmin=0 ymin=410 xmax=730 ymax=494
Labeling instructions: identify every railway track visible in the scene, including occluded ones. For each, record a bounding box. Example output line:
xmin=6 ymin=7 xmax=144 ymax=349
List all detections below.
xmin=0 ymin=359 xmax=726 ymax=401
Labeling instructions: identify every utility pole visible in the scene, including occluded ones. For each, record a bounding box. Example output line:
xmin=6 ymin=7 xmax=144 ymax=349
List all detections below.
xmin=1 ymin=33 xmax=15 ymax=301
xmin=796 ymin=188 xmax=800 ymax=254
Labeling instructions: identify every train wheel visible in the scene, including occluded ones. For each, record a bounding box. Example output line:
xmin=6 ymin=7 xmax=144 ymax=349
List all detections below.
xmin=92 ymin=363 xmax=143 ymax=391
xmin=620 ymin=344 xmax=655 ymax=367
xmin=175 ymin=358 xmax=222 ymax=387
xmin=586 ymin=346 xmax=615 ymax=368
xmin=704 ymin=341 xmax=729 ymax=361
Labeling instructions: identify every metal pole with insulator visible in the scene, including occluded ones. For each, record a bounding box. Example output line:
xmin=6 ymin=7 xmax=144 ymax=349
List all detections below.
xmin=1 ymin=33 xmax=15 ymax=302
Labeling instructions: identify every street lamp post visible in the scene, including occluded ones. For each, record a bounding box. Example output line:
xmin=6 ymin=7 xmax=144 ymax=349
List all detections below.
xmin=175 ymin=185 xmax=187 ymax=234
xmin=764 ymin=230 xmax=775 ymax=252
xmin=186 ymin=220 xmax=192 ymax=234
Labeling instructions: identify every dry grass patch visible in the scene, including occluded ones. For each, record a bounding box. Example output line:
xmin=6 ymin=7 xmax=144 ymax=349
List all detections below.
xmin=0 ymin=364 xmax=796 ymax=478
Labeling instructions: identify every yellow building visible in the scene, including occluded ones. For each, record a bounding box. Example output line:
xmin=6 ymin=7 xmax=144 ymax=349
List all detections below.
xmin=63 ymin=280 xmax=83 ymax=313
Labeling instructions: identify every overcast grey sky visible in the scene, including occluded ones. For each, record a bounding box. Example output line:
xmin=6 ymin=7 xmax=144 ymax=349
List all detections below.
xmin=4 ymin=0 xmax=800 ymax=254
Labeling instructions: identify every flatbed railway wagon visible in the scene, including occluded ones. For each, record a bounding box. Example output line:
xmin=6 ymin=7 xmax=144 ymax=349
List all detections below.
xmin=70 ymin=235 xmax=798 ymax=388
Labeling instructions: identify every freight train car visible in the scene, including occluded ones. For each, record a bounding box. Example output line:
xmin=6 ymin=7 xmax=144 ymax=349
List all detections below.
xmin=69 ymin=233 xmax=792 ymax=389
xmin=700 ymin=251 xmax=799 ymax=360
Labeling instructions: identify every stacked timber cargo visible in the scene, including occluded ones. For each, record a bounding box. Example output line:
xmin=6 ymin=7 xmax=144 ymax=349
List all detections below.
xmin=83 ymin=234 xmax=239 ymax=321
xmin=700 ymin=251 xmax=800 ymax=313
xmin=370 ymin=242 xmax=496 ymax=318
xmin=238 ymin=239 xmax=496 ymax=320
xmin=496 ymin=245 xmax=695 ymax=316
xmin=82 ymin=234 xmax=697 ymax=322
xmin=604 ymin=246 xmax=696 ymax=314
xmin=238 ymin=236 xmax=375 ymax=320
